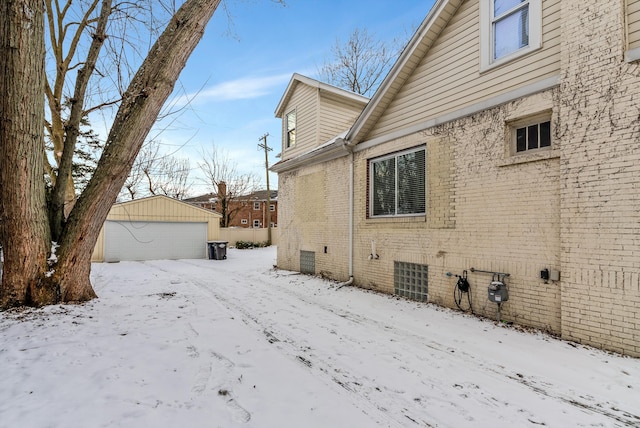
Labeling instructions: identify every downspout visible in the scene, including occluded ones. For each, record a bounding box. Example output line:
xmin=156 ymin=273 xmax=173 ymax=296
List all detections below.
xmin=337 ymin=138 xmax=354 ymax=288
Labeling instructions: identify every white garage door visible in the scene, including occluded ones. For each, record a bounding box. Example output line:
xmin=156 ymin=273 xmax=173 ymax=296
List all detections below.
xmin=104 ymin=221 xmax=207 ymax=262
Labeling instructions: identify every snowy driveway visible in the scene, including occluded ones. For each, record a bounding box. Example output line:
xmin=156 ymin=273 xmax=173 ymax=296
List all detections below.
xmin=1 ymin=246 xmax=639 ymax=427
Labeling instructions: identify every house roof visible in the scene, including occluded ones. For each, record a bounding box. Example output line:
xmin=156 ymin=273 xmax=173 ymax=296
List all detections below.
xmin=182 ymin=193 xmax=217 ymax=203
xmin=241 ymin=190 xmax=278 ymax=201
xmin=274 ymin=73 xmax=369 ymax=118
xmin=186 ymin=190 xmax=278 ymax=203
xmin=345 ymin=0 xmax=463 ymax=146
xmin=111 ymin=195 xmax=222 ymax=218
xmin=270 ymin=131 xmax=349 ymax=173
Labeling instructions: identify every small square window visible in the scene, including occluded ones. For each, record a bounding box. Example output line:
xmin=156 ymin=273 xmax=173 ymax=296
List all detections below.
xmin=241 ymin=219 xmax=248 ymax=225
xmin=511 ymin=115 xmax=552 ymax=154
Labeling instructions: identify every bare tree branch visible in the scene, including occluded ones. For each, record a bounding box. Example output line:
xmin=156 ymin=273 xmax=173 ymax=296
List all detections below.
xmin=198 ymin=145 xmax=260 ymax=226
xmin=318 ymin=27 xmax=404 ymax=97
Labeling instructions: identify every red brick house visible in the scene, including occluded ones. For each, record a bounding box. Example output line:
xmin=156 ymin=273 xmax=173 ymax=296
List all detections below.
xmin=185 ymin=188 xmax=278 ymax=229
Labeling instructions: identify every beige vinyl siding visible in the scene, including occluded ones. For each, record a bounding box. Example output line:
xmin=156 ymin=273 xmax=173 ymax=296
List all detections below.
xmin=318 ymin=94 xmax=365 ymax=144
xmin=628 ymin=0 xmax=640 ymax=50
xmin=367 ymin=0 xmax=561 ymax=140
xmin=281 ymin=84 xmax=319 ymax=161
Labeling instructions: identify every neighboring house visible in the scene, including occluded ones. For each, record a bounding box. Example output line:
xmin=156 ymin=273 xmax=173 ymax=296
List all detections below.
xmin=185 ymin=189 xmax=279 ymax=228
xmin=92 ymin=195 xmax=221 ymax=262
xmin=273 ymin=73 xmax=370 ymax=278
xmin=272 ymin=0 xmax=640 ymax=357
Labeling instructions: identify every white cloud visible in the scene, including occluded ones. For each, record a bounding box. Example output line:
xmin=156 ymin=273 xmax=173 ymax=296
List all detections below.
xmin=176 ymin=73 xmax=292 ymax=106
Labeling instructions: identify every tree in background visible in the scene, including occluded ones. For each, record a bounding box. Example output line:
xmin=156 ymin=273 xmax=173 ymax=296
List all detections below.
xmin=198 ymin=145 xmax=259 ymax=227
xmin=0 ymin=0 xmax=224 ymax=308
xmin=318 ymin=27 xmax=406 ymax=97
xmin=120 ymin=139 xmax=192 ymax=201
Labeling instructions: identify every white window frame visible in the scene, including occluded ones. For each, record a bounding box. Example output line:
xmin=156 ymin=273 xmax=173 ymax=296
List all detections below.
xmin=253 ymin=220 xmax=260 ymax=228
xmin=241 ymin=219 xmax=248 ymax=225
xmin=626 ymin=1 xmax=640 ymax=62
xmin=508 ymin=112 xmax=552 ymax=156
xmin=269 ymin=204 xmax=275 ymax=212
xmin=253 ymin=201 xmax=260 ymax=210
xmin=285 ymin=109 xmax=296 ymax=149
xmin=480 ymin=0 xmax=542 ymax=72
xmin=368 ymin=146 xmax=426 ymax=219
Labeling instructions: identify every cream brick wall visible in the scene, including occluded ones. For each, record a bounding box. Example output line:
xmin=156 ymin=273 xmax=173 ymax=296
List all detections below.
xmin=276 ymin=158 xmax=351 ymax=281
xmin=559 ymin=0 xmax=640 ymax=356
xmin=352 ymin=89 xmax=562 ymax=334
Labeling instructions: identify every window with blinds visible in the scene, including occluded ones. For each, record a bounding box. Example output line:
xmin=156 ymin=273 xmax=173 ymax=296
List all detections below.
xmin=369 ymin=147 xmax=426 ymax=218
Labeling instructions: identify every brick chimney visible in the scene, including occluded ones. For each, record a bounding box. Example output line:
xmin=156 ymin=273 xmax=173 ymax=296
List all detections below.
xmin=218 ymin=181 xmax=227 ymax=199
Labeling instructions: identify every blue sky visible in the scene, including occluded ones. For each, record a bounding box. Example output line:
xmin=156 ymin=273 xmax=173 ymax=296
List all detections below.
xmin=160 ymin=0 xmax=436 ymax=195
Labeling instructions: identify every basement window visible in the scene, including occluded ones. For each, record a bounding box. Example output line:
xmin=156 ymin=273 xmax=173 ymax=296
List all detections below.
xmin=394 ymin=261 xmax=428 ymax=302
xmin=300 ymin=250 xmax=315 ymax=275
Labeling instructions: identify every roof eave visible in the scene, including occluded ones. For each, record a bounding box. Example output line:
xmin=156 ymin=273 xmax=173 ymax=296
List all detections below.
xmin=345 ymin=0 xmax=456 ymax=146
xmin=275 ymin=73 xmax=369 ymax=118
xmin=270 ymin=138 xmax=350 ymax=174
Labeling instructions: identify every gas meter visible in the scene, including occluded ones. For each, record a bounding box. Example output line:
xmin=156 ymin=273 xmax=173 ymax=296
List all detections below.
xmin=488 ymin=280 xmax=508 ymax=303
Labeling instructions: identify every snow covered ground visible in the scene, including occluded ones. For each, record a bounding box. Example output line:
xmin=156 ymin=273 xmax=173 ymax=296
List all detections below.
xmin=1 ymin=246 xmax=639 ymax=428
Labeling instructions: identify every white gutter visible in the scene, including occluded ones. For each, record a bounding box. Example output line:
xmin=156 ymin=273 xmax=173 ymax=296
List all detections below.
xmin=348 ymin=149 xmax=354 ymax=278
xmin=339 ymin=138 xmax=355 ymax=286
xmin=270 ymin=133 xmax=350 ymax=174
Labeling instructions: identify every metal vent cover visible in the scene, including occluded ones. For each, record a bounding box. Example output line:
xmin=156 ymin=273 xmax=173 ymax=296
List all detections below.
xmin=394 ymin=261 xmax=428 ymax=301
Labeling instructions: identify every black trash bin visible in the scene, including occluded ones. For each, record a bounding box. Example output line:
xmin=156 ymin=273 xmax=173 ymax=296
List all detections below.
xmin=207 ymin=241 xmax=228 ymax=260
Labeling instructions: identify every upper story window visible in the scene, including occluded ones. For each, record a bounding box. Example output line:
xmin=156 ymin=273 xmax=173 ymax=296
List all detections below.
xmin=285 ymin=110 xmax=296 ymax=148
xmin=270 ymin=204 xmax=275 ymax=212
xmin=253 ymin=201 xmax=260 ymax=210
xmin=626 ymin=1 xmax=640 ymax=62
xmin=369 ymin=147 xmax=426 ymax=218
xmin=480 ymin=0 xmax=541 ymax=71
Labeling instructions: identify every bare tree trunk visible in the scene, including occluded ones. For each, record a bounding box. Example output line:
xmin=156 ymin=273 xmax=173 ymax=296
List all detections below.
xmin=49 ymin=0 xmax=112 ymax=239
xmin=1 ymin=0 xmax=221 ymax=307
xmin=51 ymin=0 xmax=221 ymax=302
xmin=0 ymin=0 xmax=58 ymax=306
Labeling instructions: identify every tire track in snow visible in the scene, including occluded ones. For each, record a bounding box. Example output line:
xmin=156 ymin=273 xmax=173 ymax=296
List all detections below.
xmin=244 ymin=267 xmax=640 ymax=427
xmin=142 ymin=261 xmax=410 ymax=428
xmin=145 ymin=260 xmax=639 ymax=427
xmin=144 ymin=261 xmax=501 ymax=426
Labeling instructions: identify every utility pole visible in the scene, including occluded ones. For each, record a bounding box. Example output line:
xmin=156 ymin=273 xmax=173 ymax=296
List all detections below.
xmin=258 ymin=133 xmax=273 ymax=245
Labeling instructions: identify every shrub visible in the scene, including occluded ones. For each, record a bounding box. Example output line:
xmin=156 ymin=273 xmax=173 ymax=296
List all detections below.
xmin=235 ymin=240 xmax=271 ymax=249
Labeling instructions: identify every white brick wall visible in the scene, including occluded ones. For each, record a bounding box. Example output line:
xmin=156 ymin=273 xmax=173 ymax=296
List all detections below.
xmin=277 ymin=159 xmax=351 ymax=281
xmin=559 ymin=0 xmax=640 ymax=356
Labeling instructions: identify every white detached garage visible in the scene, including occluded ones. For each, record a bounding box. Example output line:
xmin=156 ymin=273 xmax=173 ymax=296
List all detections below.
xmin=92 ymin=195 xmax=221 ymax=262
